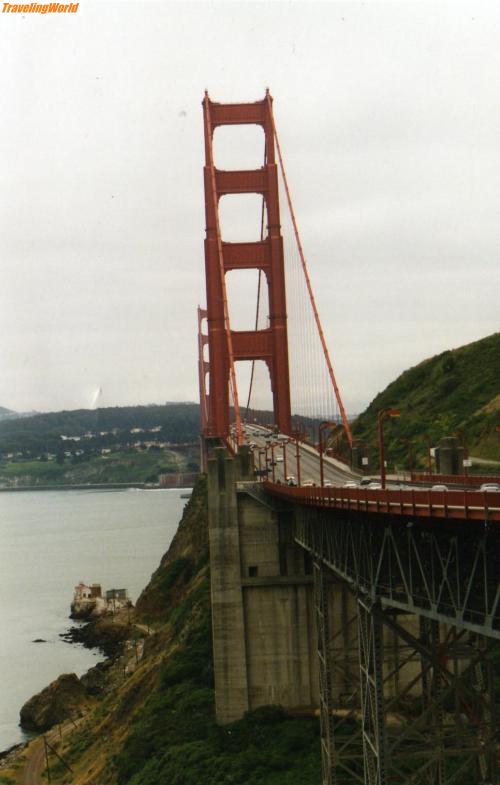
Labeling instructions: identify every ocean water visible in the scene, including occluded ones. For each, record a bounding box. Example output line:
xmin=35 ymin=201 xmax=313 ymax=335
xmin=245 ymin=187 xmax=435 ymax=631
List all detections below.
xmin=0 ymin=487 xmax=187 ymax=752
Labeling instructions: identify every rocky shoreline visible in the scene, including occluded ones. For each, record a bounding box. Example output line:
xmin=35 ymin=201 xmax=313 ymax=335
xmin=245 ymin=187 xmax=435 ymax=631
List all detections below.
xmin=18 ymin=614 xmax=136 ymax=734
xmin=60 ymin=616 xmax=131 ymax=658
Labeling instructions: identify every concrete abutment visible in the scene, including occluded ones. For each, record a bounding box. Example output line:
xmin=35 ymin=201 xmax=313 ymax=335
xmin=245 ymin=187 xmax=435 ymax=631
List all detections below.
xmin=208 ymin=447 xmax=424 ymax=725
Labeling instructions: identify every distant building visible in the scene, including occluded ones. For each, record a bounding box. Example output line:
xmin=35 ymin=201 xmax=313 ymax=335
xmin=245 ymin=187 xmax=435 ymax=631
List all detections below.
xmin=106 ymin=588 xmax=128 ymax=601
xmin=74 ymin=582 xmax=102 ymax=600
xmin=72 ymin=582 xmax=130 ymax=619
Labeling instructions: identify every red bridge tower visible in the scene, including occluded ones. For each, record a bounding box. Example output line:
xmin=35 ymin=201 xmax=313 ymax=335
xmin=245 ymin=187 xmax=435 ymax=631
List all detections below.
xmin=202 ymin=91 xmax=291 ymax=441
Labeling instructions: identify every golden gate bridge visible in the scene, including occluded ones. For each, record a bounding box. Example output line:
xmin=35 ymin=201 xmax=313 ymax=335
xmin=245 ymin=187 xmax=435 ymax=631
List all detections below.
xmin=197 ymin=91 xmax=500 ymax=785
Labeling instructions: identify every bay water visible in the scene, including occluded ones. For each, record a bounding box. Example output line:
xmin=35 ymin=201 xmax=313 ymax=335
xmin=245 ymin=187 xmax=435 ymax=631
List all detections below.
xmin=0 ymin=487 xmax=186 ymax=752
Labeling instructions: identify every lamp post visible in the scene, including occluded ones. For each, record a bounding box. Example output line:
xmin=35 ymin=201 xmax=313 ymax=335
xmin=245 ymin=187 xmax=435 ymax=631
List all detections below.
xmin=266 ymin=442 xmax=277 ymax=483
xmin=258 ymin=450 xmax=266 ymax=480
xmin=319 ymin=421 xmax=337 ymax=487
xmin=282 ymin=440 xmax=288 ymax=480
xmin=378 ymin=408 xmax=401 ymax=489
xmin=454 ymin=431 xmax=470 ymax=477
xmin=271 ymin=442 xmax=277 ymax=483
xmin=400 ymin=437 xmax=414 ymax=476
xmin=422 ymin=434 xmax=433 ymax=475
xmin=291 ymin=430 xmax=303 ymax=486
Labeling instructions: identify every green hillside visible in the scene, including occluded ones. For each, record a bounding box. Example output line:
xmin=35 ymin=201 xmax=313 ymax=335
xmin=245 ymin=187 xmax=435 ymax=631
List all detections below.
xmin=350 ymin=332 xmax=500 ymax=472
xmin=0 ymin=403 xmax=200 ymax=457
xmin=0 ymin=403 xmax=201 ymax=487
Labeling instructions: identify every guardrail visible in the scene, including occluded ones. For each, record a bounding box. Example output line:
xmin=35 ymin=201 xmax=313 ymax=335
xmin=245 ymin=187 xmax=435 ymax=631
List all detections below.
xmin=411 ymin=472 xmax=500 ymax=486
xmin=264 ymin=482 xmax=500 ymax=522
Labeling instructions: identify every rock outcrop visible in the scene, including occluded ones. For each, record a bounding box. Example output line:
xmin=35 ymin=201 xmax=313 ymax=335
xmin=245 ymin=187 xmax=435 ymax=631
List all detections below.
xmin=61 ymin=617 xmax=131 ymax=658
xmin=20 ymin=673 xmax=87 ymax=731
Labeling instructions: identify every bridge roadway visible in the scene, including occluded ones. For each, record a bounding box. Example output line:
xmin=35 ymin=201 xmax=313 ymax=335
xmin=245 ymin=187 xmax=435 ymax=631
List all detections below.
xmin=239 ymin=424 xmax=360 ymax=486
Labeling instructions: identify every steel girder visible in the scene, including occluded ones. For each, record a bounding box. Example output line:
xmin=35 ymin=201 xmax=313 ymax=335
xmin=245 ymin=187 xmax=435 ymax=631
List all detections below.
xmin=314 ymin=560 xmax=336 ymax=785
xmin=299 ymin=509 xmax=500 ymax=785
xmin=295 ymin=510 xmax=500 ymax=638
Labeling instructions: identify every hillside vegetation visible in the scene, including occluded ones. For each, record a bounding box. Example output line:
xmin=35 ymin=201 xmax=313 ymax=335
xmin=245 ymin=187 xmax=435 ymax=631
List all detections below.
xmin=2 ymin=477 xmax=320 ymax=785
xmin=0 ymin=403 xmax=200 ymax=456
xmin=350 ymin=332 xmax=500 ymax=471
xmin=0 ymin=403 xmax=200 ymax=487
xmin=0 ymin=448 xmax=197 ymax=487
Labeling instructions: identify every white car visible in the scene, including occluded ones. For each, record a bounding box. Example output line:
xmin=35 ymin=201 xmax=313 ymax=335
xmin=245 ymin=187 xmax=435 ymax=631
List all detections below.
xmin=343 ymin=481 xmax=358 ymax=489
xmin=479 ymin=483 xmax=500 ymax=492
xmin=366 ymin=482 xmax=382 ymax=489
xmin=431 ymin=484 xmax=448 ymax=491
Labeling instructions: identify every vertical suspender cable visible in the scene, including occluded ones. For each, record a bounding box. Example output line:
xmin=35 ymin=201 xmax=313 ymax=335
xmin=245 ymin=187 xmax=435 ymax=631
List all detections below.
xmin=203 ymin=95 xmax=243 ymax=446
xmin=245 ymin=143 xmax=267 ymax=418
xmin=267 ymin=95 xmax=353 ymax=446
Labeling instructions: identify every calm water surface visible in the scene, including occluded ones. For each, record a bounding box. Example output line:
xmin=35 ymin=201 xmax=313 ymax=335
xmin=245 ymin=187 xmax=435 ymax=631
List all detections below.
xmin=0 ymin=488 xmax=186 ymax=752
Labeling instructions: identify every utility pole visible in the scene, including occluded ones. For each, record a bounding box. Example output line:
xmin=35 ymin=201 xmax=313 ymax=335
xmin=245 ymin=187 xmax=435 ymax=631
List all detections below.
xmin=43 ymin=735 xmax=52 ymax=783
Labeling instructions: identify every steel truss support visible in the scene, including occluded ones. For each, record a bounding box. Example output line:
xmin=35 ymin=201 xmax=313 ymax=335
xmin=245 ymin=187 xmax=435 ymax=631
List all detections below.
xmin=314 ymin=560 xmax=336 ymax=785
xmin=357 ymin=599 xmax=387 ymax=785
xmin=294 ymin=509 xmax=500 ymax=637
xmin=319 ymin=597 xmax=499 ymax=784
xmin=297 ymin=509 xmax=500 ymax=784
xmin=419 ymin=617 xmax=444 ymax=785
xmin=380 ymin=613 xmax=498 ymax=784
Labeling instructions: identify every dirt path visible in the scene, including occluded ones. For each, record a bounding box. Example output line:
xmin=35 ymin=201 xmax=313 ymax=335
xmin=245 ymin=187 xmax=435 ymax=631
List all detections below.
xmin=470 ymin=455 xmax=499 ymax=466
xmin=20 ymin=623 xmax=147 ymax=784
xmin=134 ymin=622 xmax=150 ymax=636
xmin=22 ymin=722 xmax=76 ymax=785
xmin=23 ymin=736 xmax=45 ymax=785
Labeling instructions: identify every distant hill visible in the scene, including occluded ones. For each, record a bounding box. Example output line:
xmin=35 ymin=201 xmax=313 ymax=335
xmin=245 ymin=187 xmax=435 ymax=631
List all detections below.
xmin=0 ymin=406 xmax=18 ymax=421
xmin=350 ymin=332 xmax=500 ymax=470
xmin=0 ymin=403 xmax=201 ymax=457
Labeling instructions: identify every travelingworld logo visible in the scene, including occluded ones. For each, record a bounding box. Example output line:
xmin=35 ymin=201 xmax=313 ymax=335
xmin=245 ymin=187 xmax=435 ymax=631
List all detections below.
xmin=3 ymin=2 xmax=79 ymax=12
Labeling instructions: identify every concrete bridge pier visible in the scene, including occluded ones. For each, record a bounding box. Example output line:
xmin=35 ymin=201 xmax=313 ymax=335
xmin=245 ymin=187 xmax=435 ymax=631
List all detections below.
xmin=207 ymin=446 xmax=320 ymax=723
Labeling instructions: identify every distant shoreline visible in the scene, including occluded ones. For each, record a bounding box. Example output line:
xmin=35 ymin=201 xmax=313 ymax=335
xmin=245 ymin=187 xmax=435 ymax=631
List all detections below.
xmin=0 ymin=482 xmax=155 ymax=492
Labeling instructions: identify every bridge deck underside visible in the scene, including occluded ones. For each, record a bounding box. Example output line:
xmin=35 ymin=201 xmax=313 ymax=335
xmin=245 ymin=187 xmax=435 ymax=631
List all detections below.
xmin=294 ymin=507 xmax=500 ymax=639
xmin=292 ymin=506 xmax=500 ymax=785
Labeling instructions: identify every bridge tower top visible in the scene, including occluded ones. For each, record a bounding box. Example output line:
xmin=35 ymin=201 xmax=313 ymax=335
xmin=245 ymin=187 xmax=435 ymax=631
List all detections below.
xmin=201 ymin=91 xmax=291 ymax=441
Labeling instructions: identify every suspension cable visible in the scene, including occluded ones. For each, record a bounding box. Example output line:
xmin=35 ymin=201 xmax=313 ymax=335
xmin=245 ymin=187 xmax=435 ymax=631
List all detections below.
xmin=245 ymin=142 xmax=268 ymax=419
xmin=266 ymin=94 xmax=353 ymax=446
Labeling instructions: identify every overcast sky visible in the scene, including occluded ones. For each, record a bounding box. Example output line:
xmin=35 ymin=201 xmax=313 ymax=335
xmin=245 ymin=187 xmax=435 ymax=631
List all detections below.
xmin=1 ymin=0 xmax=499 ymax=416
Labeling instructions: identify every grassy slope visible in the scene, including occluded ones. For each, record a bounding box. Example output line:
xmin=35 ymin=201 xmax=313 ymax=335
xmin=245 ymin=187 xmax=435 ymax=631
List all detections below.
xmin=33 ymin=477 xmax=320 ymax=785
xmin=350 ymin=332 xmax=500 ymax=470
xmin=0 ymin=447 xmax=195 ymax=487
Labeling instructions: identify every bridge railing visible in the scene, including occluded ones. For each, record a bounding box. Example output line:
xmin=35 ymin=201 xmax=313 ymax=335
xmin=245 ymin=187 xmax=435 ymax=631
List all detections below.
xmin=411 ymin=471 xmax=500 ymax=486
xmin=264 ymin=482 xmax=500 ymax=522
